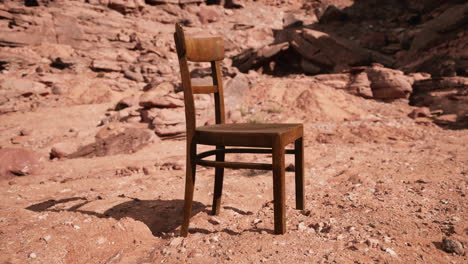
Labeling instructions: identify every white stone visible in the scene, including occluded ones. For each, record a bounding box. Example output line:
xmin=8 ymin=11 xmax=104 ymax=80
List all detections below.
xmin=385 ymin=248 xmax=398 ymax=257
xmin=97 ymin=237 xmax=107 ymax=245
xmin=169 ymin=237 xmax=183 ymax=247
xmin=210 ymin=217 xmax=221 ymax=225
xmin=298 ymin=222 xmax=307 ymax=231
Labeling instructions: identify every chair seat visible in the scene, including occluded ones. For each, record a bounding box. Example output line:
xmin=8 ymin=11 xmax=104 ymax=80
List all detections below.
xmin=195 ymin=123 xmax=303 ymax=147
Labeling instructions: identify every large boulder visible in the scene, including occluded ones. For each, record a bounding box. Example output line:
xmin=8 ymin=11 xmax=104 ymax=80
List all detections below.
xmin=152 ymin=108 xmax=186 ymax=136
xmin=347 ymin=70 xmax=373 ymax=98
xmin=0 ymin=148 xmax=43 ymax=179
xmin=365 ymin=64 xmax=412 ymax=99
xmin=291 ymin=28 xmax=371 ymax=73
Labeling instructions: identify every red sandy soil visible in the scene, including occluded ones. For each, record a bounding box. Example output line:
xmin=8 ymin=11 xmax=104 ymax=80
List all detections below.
xmin=0 ymin=0 xmax=467 ymax=263
xmin=1 ymin=74 xmax=467 ymax=263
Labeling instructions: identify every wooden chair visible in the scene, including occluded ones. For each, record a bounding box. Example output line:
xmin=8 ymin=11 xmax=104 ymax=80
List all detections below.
xmin=174 ymin=23 xmax=305 ymax=236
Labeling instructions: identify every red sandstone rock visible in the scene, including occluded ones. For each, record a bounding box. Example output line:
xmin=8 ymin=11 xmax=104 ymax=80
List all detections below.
xmin=197 ymin=6 xmax=221 ymax=24
xmin=0 ymin=148 xmax=43 ymax=178
xmin=69 ymin=123 xmax=154 ymax=158
xmin=139 ymin=83 xmax=177 ymax=108
xmin=408 ymin=107 xmax=431 ymax=119
xmin=365 ymin=64 xmax=412 ymax=99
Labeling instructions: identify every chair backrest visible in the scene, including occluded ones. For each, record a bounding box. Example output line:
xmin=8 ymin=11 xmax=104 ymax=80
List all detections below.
xmin=174 ymin=23 xmax=226 ymax=138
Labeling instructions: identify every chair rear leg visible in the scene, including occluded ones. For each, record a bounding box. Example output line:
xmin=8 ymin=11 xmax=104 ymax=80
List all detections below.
xmin=295 ymin=137 xmax=305 ymax=210
xmin=212 ymin=146 xmax=225 ymax=215
xmin=272 ymin=142 xmax=286 ymax=234
xmin=181 ymin=141 xmax=197 ymax=237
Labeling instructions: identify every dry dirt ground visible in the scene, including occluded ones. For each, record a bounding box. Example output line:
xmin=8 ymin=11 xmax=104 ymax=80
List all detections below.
xmin=0 ymin=75 xmax=467 ymax=263
xmin=0 ymin=0 xmax=467 ymax=263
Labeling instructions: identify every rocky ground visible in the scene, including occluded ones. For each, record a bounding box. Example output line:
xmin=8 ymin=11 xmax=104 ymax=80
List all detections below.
xmin=0 ymin=0 xmax=467 ymax=263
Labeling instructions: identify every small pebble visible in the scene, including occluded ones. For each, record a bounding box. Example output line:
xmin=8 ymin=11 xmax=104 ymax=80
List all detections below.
xmin=38 ymin=214 xmax=48 ymax=220
xmin=442 ymin=237 xmax=465 ymax=256
xmin=298 ymin=222 xmax=307 ymax=231
xmin=97 ymin=237 xmax=107 ymax=245
xmin=20 ymin=129 xmax=32 ymax=136
xmin=42 ymin=235 xmax=52 ymax=242
xmin=209 ymin=217 xmax=221 ymax=225
xmin=161 ymin=248 xmax=171 ymax=256
xmin=384 ymin=247 xmax=398 ymax=257
xmin=286 ymin=163 xmax=295 ymax=172
xmin=169 ymin=237 xmax=183 ymax=247
xmin=366 ymin=238 xmax=380 ymax=248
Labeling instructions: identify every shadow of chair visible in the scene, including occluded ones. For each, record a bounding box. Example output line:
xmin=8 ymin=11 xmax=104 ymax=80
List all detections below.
xmin=26 ymin=197 xmax=205 ymax=237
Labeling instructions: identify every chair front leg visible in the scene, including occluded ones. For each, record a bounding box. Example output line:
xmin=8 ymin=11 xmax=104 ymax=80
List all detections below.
xmin=212 ymin=146 xmax=225 ymax=215
xmin=181 ymin=140 xmax=197 ymax=237
xmin=295 ymin=137 xmax=305 ymax=210
xmin=272 ymin=141 xmax=286 ymax=234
